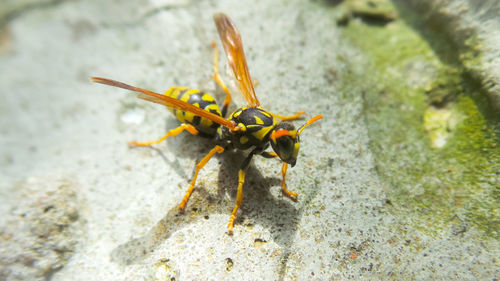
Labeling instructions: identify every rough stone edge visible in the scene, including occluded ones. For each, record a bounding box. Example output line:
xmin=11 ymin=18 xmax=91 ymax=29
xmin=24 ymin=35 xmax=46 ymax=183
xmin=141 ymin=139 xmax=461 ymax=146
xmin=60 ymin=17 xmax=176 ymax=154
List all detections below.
xmin=395 ymin=0 xmax=500 ymax=113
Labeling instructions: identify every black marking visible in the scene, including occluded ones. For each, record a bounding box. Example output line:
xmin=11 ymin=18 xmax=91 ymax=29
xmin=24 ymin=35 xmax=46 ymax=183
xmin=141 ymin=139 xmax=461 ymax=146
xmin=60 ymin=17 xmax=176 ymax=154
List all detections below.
xmin=176 ymin=88 xmax=189 ymax=100
xmin=228 ymin=107 xmax=276 ymax=150
xmin=169 ymin=90 xmax=223 ymax=136
xmin=187 ymin=92 xmax=214 ymax=111
xmin=193 ymin=115 xmax=201 ymax=125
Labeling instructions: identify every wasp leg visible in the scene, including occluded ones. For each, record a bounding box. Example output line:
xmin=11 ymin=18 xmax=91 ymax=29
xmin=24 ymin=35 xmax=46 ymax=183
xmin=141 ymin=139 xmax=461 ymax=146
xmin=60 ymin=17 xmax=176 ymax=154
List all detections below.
xmin=280 ymin=162 xmax=298 ymax=201
xmin=227 ymin=150 xmax=256 ymax=235
xmin=179 ymin=145 xmax=225 ymax=212
xmin=259 ymin=152 xmax=297 ymax=200
xmin=260 ymin=151 xmax=278 ymax=158
xmin=211 ymin=41 xmax=232 ymax=118
xmin=269 ymin=111 xmax=305 ymax=121
xmin=128 ymin=123 xmax=199 ymax=147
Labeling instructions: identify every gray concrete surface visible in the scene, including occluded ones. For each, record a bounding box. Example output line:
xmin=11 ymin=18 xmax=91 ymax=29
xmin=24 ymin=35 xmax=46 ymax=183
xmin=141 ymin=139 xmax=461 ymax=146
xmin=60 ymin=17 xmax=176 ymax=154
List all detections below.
xmin=0 ymin=0 xmax=498 ymax=280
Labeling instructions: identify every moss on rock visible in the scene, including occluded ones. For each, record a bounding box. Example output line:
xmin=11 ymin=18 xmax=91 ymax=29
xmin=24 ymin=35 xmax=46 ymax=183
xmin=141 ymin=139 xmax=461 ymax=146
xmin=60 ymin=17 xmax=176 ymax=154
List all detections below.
xmin=339 ymin=0 xmax=499 ymax=240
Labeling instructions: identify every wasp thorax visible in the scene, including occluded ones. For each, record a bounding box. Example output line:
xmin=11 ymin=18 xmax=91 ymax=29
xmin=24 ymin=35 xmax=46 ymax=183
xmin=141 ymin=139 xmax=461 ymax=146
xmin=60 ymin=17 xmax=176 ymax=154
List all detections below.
xmin=270 ymin=122 xmax=300 ymax=167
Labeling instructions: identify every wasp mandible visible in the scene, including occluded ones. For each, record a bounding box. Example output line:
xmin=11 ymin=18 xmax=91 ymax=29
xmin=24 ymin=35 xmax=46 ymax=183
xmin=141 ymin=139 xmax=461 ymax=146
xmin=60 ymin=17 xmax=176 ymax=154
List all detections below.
xmin=92 ymin=13 xmax=322 ymax=235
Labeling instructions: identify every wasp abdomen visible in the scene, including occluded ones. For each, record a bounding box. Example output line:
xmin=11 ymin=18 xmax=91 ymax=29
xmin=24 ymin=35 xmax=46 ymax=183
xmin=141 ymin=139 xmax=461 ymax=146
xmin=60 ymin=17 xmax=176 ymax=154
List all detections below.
xmin=164 ymin=87 xmax=222 ymax=136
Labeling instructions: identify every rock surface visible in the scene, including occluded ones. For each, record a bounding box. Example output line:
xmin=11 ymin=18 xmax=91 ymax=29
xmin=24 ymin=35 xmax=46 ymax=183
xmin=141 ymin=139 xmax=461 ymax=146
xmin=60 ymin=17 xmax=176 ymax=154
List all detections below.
xmin=0 ymin=0 xmax=498 ymax=280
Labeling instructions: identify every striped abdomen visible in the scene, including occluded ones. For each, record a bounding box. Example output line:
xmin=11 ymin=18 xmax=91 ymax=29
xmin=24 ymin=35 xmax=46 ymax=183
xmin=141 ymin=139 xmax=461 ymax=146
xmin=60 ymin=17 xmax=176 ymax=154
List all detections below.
xmin=164 ymin=87 xmax=222 ymax=136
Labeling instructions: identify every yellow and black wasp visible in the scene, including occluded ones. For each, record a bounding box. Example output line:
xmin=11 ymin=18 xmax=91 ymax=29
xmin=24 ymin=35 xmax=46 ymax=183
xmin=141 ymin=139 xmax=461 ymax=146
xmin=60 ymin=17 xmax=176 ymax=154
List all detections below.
xmin=92 ymin=13 xmax=322 ymax=235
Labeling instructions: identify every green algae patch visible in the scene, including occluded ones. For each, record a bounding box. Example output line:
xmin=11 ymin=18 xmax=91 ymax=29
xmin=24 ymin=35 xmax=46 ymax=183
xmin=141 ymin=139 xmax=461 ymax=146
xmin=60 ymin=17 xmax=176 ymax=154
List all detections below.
xmin=339 ymin=2 xmax=499 ymax=240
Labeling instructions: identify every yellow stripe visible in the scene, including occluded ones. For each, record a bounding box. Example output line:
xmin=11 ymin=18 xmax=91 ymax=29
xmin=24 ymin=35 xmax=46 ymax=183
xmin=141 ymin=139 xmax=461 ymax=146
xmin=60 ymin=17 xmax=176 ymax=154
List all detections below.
xmin=252 ymin=125 xmax=274 ymax=141
xmin=237 ymin=123 xmax=247 ymax=132
xmin=260 ymin=109 xmax=271 ymax=118
xmin=186 ymin=88 xmax=201 ymax=95
xmin=254 ymin=116 xmax=264 ymax=125
xmin=176 ymin=107 xmax=185 ymax=122
xmin=179 ymin=89 xmax=197 ymax=102
xmin=205 ymin=104 xmax=222 ymax=115
xmin=230 ymin=108 xmax=242 ymax=119
xmin=164 ymin=87 xmax=175 ymax=98
xmin=200 ymin=117 xmax=213 ymax=128
xmin=293 ymin=142 xmax=300 ymax=158
xmin=184 ymin=103 xmax=198 ymax=123
xmin=174 ymin=89 xmax=197 ymax=123
xmin=240 ymin=136 xmax=249 ymax=144
xmin=173 ymin=87 xmax=185 ymax=101
xmin=164 ymin=88 xmax=177 ymax=114
xmin=165 ymin=86 xmax=188 ymax=98
xmin=174 ymin=88 xmax=187 ymax=122
xmin=201 ymin=94 xmax=215 ymax=102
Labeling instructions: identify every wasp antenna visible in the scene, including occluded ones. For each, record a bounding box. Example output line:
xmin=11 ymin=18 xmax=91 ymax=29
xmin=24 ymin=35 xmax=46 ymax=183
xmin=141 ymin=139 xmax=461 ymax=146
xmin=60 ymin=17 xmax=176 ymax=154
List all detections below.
xmin=298 ymin=114 xmax=323 ymax=135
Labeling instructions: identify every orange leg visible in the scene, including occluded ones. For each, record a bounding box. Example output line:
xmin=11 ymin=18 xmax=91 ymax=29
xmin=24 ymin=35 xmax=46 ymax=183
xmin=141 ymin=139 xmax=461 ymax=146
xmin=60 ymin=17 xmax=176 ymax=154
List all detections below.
xmin=227 ymin=149 xmax=256 ymax=235
xmin=227 ymin=169 xmax=246 ymax=235
xmin=261 ymin=151 xmax=278 ymax=158
xmin=129 ymin=123 xmax=199 ymax=147
xmin=269 ymin=111 xmax=305 ymax=121
xmin=259 ymin=152 xmax=297 ymax=200
xmin=211 ymin=41 xmax=232 ymax=117
xmin=178 ymin=145 xmax=225 ymax=212
xmin=280 ymin=162 xmax=298 ymax=200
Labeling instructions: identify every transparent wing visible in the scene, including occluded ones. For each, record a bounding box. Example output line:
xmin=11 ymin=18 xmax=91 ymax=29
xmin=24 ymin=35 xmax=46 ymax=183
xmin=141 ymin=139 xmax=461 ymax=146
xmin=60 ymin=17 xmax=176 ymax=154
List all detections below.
xmin=91 ymin=77 xmax=236 ymax=130
xmin=214 ymin=13 xmax=260 ymax=107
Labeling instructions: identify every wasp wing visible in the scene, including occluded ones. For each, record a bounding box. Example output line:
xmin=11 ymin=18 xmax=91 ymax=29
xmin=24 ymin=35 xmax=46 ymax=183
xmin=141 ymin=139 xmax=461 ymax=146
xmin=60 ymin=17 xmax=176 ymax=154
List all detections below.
xmin=214 ymin=13 xmax=260 ymax=107
xmin=91 ymin=77 xmax=236 ymax=130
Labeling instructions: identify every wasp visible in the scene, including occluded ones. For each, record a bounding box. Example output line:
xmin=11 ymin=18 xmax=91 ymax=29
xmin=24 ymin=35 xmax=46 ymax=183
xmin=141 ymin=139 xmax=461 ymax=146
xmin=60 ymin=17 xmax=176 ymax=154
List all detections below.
xmin=92 ymin=13 xmax=322 ymax=235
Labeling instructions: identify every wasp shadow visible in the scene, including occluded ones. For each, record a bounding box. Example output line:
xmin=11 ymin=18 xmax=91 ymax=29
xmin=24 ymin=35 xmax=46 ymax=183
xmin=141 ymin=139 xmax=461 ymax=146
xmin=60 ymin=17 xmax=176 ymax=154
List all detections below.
xmin=130 ymin=145 xmax=189 ymax=180
xmin=218 ymin=149 xmax=308 ymax=281
xmin=216 ymin=150 xmax=301 ymax=247
xmin=111 ymin=143 xmax=302 ymax=266
xmin=126 ymin=119 xmax=215 ymax=180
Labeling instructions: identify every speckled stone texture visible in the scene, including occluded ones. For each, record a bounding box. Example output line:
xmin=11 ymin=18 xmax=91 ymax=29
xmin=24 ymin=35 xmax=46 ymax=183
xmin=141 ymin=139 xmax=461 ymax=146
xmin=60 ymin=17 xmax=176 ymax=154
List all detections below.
xmin=0 ymin=0 xmax=498 ymax=280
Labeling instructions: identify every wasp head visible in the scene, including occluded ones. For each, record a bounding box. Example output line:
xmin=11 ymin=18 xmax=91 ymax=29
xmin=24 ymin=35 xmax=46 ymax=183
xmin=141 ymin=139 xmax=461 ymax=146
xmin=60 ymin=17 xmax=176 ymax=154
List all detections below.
xmin=269 ymin=115 xmax=323 ymax=167
xmin=270 ymin=122 xmax=300 ymax=167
